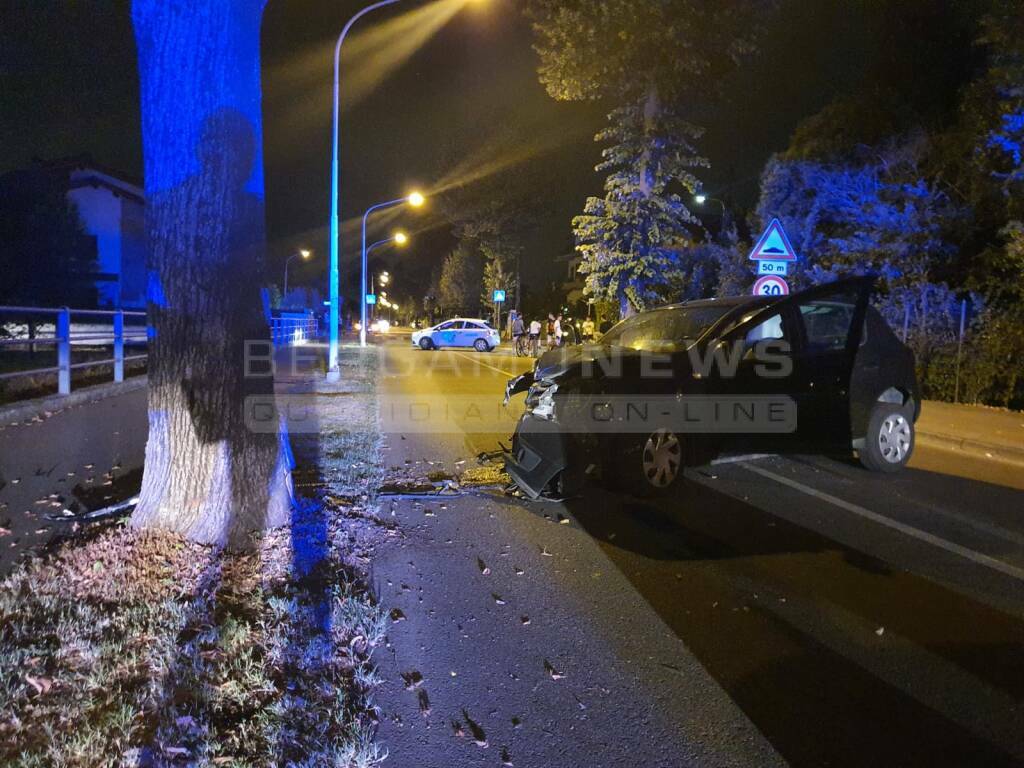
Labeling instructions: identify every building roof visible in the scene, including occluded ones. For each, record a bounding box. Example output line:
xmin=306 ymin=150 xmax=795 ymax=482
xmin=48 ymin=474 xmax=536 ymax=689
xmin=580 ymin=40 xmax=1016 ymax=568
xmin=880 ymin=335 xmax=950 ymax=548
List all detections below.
xmin=0 ymin=155 xmax=144 ymax=205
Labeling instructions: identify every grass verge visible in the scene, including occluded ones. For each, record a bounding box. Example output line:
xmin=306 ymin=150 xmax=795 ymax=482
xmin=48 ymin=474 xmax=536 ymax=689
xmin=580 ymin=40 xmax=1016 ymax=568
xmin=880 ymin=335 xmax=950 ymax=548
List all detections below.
xmin=0 ymin=346 xmax=390 ymax=766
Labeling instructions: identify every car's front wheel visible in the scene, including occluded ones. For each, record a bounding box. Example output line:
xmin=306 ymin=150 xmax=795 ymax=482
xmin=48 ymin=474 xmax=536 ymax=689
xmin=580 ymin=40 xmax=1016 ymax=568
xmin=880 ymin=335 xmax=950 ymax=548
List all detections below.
xmin=616 ymin=428 xmax=685 ymax=497
xmin=859 ymin=403 xmax=914 ymax=473
xmin=419 ymin=337 xmax=434 ymax=351
xmin=473 ymin=338 xmax=490 ymax=352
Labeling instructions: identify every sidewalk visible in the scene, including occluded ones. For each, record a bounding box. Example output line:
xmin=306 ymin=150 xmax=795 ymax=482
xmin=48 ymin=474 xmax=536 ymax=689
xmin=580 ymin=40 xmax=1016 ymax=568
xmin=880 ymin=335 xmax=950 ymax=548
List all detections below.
xmin=916 ymin=400 xmax=1024 ymax=466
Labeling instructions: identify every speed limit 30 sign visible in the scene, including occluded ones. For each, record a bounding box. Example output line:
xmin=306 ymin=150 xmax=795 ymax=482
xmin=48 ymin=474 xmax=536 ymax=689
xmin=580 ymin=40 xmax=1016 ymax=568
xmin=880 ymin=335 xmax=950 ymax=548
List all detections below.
xmin=752 ymin=274 xmax=790 ymax=297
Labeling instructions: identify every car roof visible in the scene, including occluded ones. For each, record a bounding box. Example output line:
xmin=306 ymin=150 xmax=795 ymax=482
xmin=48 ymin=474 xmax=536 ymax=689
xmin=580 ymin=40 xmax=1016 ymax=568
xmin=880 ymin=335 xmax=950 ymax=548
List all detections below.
xmin=440 ymin=318 xmax=489 ymax=324
xmin=660 ymin=276 xmax=874 ymax=313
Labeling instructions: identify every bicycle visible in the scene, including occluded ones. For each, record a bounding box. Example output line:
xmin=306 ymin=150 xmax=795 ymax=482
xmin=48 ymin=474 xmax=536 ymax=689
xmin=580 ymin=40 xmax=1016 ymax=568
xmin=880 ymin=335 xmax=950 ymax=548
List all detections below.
xmin=514 ymin=334 xmax=531 ymax=357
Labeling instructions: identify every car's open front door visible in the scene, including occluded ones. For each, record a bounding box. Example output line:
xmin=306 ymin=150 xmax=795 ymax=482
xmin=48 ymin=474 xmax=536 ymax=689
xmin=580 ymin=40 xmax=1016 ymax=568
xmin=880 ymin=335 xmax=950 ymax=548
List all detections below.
xmin=790 ymin=277 xmax=874 ymax=450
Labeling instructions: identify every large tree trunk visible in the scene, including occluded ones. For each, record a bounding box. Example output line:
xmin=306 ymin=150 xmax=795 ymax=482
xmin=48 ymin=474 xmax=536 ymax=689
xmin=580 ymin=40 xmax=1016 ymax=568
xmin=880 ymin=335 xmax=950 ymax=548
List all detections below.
xmin=131 ymin=0 xmax=291 ymax=547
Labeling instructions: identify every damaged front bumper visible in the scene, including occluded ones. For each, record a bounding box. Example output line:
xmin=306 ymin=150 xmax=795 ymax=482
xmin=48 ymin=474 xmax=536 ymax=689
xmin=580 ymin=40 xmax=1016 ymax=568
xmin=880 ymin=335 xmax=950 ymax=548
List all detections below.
xmin=504 ymin=414 xmax=570 ymax=500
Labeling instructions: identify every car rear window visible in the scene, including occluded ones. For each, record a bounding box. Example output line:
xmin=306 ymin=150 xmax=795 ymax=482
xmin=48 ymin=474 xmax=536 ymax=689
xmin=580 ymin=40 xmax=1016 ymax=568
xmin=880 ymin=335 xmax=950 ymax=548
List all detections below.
xmin=798 ymin=293 xmax=859 ymax=353
xmin=600 ymin=306 xmax=733 ymax=351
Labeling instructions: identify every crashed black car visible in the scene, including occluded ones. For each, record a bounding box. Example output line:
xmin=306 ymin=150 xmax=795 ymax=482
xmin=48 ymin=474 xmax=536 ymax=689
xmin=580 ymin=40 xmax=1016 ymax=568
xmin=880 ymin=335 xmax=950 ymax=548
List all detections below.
xmin=504 ymin=277 xmax=920 ymax=499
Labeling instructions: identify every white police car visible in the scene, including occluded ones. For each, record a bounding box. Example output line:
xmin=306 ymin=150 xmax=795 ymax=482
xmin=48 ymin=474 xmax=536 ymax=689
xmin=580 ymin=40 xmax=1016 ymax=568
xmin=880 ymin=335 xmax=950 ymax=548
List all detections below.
xmin=412 ymin=318 xmax=500 ymax=352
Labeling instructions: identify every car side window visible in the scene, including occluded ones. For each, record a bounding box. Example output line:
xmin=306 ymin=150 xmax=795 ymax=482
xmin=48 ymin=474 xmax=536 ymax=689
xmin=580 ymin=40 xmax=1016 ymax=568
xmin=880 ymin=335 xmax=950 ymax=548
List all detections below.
xmin=797 ymin=292 xmax=859 ymax=354
xmin=745 ymin=313 xmax=786 ymax=347
xmin=436 ymin=321 xmax=455 ymax=331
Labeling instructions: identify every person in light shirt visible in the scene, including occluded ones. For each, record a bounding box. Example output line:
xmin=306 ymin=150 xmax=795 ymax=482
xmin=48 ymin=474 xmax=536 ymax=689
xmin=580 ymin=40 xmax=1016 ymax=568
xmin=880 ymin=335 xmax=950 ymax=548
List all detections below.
xmin=529 ymin=318 xmax=542 ymax=356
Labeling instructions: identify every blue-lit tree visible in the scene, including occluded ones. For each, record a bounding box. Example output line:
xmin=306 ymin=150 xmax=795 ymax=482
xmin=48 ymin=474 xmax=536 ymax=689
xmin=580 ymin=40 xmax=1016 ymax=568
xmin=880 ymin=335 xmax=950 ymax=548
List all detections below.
xmin=755 ymin=139 xmax=960 ymax=292
xmin=130 ymin=0 xmax=291 ymax=545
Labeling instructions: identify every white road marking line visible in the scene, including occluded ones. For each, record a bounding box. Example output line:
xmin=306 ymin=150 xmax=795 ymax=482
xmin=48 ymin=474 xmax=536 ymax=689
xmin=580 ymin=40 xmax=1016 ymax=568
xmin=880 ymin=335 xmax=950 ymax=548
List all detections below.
xmin=740 ymin=462 xmax=1024 ymax=582
xmin=449 ymin=350 xmax=522 ymax=379
xmin=711 ymin=453 xmax=773 ymax=465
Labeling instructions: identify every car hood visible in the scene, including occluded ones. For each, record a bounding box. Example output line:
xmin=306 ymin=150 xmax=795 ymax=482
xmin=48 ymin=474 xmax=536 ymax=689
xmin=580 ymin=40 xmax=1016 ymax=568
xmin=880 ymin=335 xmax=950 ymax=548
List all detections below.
xmin=533 ymin=343 xmax=611 ymax=382
xmin=506 ymin=343 xmax=693 ymax=404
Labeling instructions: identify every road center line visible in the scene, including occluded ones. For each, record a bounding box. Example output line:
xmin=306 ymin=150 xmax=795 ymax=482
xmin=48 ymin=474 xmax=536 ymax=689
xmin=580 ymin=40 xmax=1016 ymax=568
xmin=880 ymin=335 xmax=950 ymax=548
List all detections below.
xmin=740 ymin=462 xmax=1024 ymax=582
xmin=449 ymin=350 xmax=522 ymax=379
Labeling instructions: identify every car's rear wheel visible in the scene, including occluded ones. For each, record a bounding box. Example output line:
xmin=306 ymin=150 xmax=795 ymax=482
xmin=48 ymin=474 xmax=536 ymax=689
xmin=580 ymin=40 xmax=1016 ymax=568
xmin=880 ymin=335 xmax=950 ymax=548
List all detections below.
xmin=419 ymin=337 xmax=434 ymax=351
xmin=473 ymin=338 xmax=490 ymax=352
xmin=859 ymin=403 xmax=914 ymax=473
xmin=615 ymin=428 xmax=685 ymax=497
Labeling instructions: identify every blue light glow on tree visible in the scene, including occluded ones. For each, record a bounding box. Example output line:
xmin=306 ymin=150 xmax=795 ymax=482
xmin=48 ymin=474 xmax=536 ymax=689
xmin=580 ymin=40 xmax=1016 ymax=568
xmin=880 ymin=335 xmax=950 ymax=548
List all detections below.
xmin=131 ymin=0 xmax=291 ymax=545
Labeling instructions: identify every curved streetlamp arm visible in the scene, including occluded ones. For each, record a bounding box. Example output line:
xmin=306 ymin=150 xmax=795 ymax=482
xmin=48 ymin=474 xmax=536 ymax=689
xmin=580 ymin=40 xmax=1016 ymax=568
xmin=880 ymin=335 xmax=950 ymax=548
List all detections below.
xmin=328 ymin=0 xmax=402 ymax=370
xmin=360 ymin=196 xmax=409 ymax=346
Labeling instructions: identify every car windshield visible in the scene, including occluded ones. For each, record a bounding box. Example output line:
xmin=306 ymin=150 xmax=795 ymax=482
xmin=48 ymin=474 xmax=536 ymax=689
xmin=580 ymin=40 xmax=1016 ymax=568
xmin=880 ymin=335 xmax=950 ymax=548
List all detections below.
xmin=600 ymin=305 xmax=734 ymax=351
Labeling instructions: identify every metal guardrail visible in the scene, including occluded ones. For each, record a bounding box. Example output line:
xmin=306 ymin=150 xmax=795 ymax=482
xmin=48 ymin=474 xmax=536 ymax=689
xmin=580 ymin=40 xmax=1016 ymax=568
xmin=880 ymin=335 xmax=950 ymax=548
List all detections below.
xmin=270 ymin=314 xmax=319 ymax=347
xmin=1 ymin=306 xmax=318 ymax=399
xmin=0 ymin=306 xmax=148 ymax=396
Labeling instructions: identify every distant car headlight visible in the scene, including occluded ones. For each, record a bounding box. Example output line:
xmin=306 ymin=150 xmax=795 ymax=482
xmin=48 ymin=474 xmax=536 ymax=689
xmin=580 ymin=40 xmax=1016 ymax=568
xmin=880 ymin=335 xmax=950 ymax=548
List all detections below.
xmin=525 ymin=382 xmax=558 ymax=420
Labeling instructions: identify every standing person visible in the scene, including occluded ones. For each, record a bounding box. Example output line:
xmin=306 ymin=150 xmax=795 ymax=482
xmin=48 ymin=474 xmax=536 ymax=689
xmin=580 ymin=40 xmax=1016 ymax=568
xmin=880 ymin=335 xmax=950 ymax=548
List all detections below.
xmin=546 ymin=314 xmax=557 ymax=350
xmin=553 ymin=313 xmax=564 ymax=347
xmin=529 ymin=317 xmax=542 ymax=356
xmin=581 ymin=316 xmax=595 ymax=342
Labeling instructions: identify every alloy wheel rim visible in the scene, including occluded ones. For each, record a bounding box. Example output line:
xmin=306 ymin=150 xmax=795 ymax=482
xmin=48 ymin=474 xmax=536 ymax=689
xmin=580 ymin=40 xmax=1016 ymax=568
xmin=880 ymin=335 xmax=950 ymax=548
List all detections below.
xmin=642 ymin=429 xmax=682 ymax=487
xmin=878 ymin=414 xmax=911 ymax=463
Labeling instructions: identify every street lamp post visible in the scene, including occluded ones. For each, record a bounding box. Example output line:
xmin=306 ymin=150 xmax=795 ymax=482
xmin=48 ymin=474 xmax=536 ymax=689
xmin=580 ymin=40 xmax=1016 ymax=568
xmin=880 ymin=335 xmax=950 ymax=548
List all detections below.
xmin=359 ymin=194 xmax=422 ymax=346
xmin=283 ymin=248 xmax=311 ymax=302
xmin=327 ymin=0 xmax=402 ymax=380
xmin=694 ymin=194 xmax=727 ymax=219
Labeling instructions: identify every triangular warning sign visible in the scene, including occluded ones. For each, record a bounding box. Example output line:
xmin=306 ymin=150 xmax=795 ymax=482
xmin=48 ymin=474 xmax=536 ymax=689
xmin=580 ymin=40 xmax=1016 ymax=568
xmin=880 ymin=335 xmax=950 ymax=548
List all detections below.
xmin=749 ymin=218 xmax=797 ymax=261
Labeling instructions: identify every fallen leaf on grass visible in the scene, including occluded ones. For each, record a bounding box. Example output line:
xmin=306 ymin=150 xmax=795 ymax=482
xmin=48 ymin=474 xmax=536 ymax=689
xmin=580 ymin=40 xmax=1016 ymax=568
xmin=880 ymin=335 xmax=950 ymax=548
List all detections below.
xmin=25 ymin=675 xmax=53 ymax=695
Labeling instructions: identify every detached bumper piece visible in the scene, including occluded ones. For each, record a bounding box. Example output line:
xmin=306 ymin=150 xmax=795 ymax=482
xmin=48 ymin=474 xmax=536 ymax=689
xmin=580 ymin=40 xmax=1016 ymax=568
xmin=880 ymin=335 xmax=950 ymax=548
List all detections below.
xmin=504 ymin=415 xmax=569 ymax=500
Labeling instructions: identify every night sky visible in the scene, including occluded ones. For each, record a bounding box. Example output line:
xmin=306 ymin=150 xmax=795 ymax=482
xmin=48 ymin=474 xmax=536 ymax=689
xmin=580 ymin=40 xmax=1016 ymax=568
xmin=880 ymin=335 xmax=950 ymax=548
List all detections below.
xmin=0 ymin=0 xmax=980 ymax=305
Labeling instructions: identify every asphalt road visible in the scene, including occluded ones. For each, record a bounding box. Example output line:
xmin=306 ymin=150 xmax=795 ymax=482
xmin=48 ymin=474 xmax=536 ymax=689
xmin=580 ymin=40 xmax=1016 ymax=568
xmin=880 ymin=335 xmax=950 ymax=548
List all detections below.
xmin=371 ymin=338 xmax=1024 ymax=768
xmin=0 ymin=385 xmax=147 ymax=576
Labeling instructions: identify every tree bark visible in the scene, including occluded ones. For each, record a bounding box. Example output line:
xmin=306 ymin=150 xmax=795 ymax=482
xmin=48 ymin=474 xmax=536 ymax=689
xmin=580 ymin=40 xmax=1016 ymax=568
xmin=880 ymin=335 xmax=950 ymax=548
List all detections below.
xmin=130 ymin=0 xmax=291 ymax=547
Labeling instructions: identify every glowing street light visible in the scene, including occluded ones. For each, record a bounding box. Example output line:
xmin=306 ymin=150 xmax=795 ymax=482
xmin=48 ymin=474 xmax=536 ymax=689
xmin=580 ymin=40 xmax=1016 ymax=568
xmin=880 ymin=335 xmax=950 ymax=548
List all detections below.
xmin=359 ymin=195 xmax=424 ymax=346
xmin=283 ymin=248 xmax=312 ymax=301
xmin=694 ymin=193 xmax=726 ymax=218
xmin=365 ymin=236 xmax=407 ymax=322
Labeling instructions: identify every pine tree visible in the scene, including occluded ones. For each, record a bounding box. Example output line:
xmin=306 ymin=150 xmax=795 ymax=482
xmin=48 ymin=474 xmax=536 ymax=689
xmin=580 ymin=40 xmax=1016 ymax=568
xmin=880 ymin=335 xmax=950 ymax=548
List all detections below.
xmin=575 ymin=94 xmax=707 ymax=316
xmin=527 ymin=0 xmax=764 ymax=317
